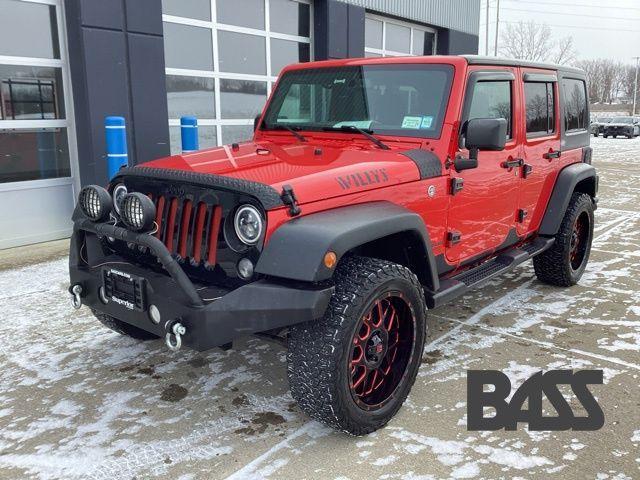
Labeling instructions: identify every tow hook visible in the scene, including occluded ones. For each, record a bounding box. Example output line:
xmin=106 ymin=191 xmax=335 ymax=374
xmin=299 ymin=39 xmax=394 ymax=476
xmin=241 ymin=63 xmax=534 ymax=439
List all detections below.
xmin=70 ymin=284 xmax=83 ymax=310
xmin=165 ymin=320 xmax=186 ymax=352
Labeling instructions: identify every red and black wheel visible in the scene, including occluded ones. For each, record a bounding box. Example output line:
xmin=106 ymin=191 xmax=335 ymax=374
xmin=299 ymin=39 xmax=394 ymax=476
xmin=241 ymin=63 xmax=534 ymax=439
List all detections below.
xmin=288 ymin=256 xmax=427 ymax=435
xmin=349 ymin=292 xmax=415 ymax=411
xmin=534 ymin=192 xmax=594 ymax=286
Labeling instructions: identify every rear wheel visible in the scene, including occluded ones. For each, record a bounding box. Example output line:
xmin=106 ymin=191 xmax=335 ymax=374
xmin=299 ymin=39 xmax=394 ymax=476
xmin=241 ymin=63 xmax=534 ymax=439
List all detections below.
xmin=533 ymin=193 xmax=594 ymax=287
xmin=287 ymin=256 xmax=427 ymax=435
xmin=92 ymin=309 xmax=158 ymax=340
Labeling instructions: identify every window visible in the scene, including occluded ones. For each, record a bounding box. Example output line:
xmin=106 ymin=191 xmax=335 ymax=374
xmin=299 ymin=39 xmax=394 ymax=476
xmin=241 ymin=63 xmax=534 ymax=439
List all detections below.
xmin=562 ymin=78 xmax=588 ymax=132
xmin=162 ymin=0 xmax=313 ymax=148
xmin=0 ymin=1 xmax=72 ymax=185
xmin=524 ymin=82 xmax=555 ymax=136
xmin=262 ymin=65 xmax=454 ymax=139
xmin=364 ymin=14 xmax=437 ymax=57
xmin=467 ymin=81 xmax=512 ymax=138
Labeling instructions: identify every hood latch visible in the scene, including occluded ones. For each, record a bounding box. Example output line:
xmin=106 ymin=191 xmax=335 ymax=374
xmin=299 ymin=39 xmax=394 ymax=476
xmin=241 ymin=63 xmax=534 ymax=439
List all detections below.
xmin=281 ymin=184 xmax=301 ymax=217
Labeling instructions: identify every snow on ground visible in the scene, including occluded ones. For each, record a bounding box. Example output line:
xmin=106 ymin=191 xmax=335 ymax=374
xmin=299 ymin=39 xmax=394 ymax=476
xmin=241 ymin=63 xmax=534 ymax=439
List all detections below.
xmin=0 ymin=136 xmax=639 ymax=479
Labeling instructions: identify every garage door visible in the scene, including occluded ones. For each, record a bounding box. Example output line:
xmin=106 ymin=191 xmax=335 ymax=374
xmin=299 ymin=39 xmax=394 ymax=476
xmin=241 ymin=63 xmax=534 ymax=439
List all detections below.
xmin=161 ymin=0 xmax=313 ymax=153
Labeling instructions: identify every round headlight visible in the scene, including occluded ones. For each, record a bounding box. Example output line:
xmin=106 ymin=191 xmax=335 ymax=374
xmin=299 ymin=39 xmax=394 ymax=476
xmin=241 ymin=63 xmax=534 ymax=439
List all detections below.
xmin=120 ymin=192 xmax=156 ymax=231
xmin=112 ymin=183 xmax=128 ymax=214
xmin=78 ymin=185 xmax=112 ymax=222
xmin=234 ymin=205 xmax=263 ymax=245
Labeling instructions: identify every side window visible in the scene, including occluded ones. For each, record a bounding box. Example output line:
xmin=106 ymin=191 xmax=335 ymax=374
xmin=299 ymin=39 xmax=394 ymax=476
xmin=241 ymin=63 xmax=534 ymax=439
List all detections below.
xmin=524 ymin=81 xmax=555 ymax=136
xmin=467 ymin=80 xmax=512 ymax=138
xmin=562 ymin=78 xmax=588 ymax=132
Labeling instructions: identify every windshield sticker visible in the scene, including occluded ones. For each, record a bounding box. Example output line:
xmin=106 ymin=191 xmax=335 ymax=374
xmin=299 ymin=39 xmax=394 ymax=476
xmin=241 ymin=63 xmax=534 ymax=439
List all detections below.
xmin=333 ymin=78 xmax=346 ymax=84
xmin=420 ymin=116 xmax=434 ymax=129
xmin=401 ymin=116 xmax=422 ymax=129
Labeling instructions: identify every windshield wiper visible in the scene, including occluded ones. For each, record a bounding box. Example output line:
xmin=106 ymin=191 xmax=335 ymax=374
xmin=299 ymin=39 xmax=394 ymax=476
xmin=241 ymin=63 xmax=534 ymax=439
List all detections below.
xmin=271 ymin=125 xmax=307 ymax=142
xmin=322 ymin=125 xmax=390 ymax=150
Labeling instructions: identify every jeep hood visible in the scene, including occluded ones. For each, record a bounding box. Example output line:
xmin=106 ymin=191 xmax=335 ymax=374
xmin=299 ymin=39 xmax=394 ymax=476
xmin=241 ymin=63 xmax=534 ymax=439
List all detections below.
xmin=142 ymin=140 xmax=434 ymax=206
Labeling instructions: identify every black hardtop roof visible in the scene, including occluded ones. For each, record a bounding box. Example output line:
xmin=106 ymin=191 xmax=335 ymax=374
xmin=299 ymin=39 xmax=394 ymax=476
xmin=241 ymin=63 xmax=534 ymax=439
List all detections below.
xmin=462 ymin=55 xmax=585 ymax=76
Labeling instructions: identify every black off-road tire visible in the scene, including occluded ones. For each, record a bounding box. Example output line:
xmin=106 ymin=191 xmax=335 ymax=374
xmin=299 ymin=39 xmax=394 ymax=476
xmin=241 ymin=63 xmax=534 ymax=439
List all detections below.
xmin=287 ymin=256 xmax=427 ymax=435
xmin=533 ymin=193 xmax=594 ymax=287
xmin=92 ymin=309 xmax=158 ymax=340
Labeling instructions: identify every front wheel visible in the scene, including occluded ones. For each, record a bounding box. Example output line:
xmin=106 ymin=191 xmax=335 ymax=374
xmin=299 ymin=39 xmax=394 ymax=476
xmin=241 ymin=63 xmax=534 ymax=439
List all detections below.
xmin=533 ymin=193 xmax=594 ymax=286
xmin=287 ymin=256 xmax=427 ymax=435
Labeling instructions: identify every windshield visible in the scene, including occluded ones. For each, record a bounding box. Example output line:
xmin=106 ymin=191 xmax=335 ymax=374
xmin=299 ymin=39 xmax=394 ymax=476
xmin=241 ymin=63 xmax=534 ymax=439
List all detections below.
xmin=262 ymin=64 xmax=454 ymax=139
xmin=612 ymin=117 xmax=633 ymax=124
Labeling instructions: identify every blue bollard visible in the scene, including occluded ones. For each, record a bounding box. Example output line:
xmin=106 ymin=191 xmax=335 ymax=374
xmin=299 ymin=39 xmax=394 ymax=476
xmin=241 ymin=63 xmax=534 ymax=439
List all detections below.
xmin=181 ymin=116 xmax=199 ymax=153
xmin=105 ymin=116 xmax=128 ymax=179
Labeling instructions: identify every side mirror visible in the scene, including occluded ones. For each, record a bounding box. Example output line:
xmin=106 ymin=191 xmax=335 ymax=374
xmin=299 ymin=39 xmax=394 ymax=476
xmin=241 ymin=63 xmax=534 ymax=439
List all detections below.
xmin=465 ymin=117 xmax=507 ymax=151
xmin=254 ymin=115 xmax=261 ymax=131
xmin=455 ymin=118 xmax=507 ymax=172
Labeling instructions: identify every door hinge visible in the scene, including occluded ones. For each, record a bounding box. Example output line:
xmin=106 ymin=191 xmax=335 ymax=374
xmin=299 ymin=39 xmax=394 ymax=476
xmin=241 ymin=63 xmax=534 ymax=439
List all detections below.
xmin=447 ymin=230 xmax=462 ymax=246
xmin=522 ymin=164 xmax=533 ymax=179
xmin=450 ymin=177 xmax=464 ymax=196
xmin=517 ymin=209 xmax=528 ymax=223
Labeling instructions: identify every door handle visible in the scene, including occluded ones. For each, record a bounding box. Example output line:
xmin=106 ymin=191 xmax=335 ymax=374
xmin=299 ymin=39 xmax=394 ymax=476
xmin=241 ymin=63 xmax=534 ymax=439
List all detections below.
xmin=501 ymin=158 xmax=524 ymax=169
xmin=543 ymin=150 xmax=561 ymax=159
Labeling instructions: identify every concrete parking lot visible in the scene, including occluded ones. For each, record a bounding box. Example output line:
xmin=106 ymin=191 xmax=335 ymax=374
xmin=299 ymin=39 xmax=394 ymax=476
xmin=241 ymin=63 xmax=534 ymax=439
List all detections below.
xmin=1 ymin=136 xmax=639 ymax=480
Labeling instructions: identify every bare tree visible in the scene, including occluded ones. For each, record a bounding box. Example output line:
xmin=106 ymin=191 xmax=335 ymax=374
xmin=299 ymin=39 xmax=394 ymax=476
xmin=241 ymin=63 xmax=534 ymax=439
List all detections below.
xmin=551 ymin=36 xmax=577 ymax=65
xmin=499 ymin=21 xmax=553 ymax=62
xmin=499 ymin=21 xmax=577 ymax=65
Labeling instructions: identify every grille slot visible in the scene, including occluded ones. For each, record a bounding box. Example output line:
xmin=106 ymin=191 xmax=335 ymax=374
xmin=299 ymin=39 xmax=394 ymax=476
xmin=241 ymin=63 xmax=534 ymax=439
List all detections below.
xmin=151 ymin=194 xmax=221 ymax=266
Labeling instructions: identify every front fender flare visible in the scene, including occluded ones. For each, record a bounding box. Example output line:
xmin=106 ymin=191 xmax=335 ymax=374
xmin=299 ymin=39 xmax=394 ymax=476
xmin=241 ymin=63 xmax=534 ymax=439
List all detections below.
xmin=255 ymin=201 xmax=439 ymax=291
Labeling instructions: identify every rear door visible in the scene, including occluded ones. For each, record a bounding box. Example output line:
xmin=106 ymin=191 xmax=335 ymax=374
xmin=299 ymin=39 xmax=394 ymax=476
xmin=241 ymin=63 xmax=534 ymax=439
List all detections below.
xmin=517 ymin=69 xmax=561 ymax=236
xmin=446 ymin=67 xmax=522 ymax=265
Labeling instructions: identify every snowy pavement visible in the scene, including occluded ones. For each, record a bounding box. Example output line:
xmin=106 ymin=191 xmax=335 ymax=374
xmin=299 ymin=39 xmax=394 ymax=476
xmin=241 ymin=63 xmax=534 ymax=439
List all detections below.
xmin=1 ymin=136 xmax=639 ymax=479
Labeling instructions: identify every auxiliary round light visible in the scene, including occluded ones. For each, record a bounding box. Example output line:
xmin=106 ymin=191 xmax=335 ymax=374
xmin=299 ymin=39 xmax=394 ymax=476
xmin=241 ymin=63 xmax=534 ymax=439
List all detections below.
xmin=120 ymin=192 xmax=156 ymax=231
xmin=234 ymin=205 xmax=263 ymax=245
xmin=78 ymin=185 xmax=113 ymax=222
xmin=237 ymin=258 xmax=254 ymax=279
xmin=112 ymin=183 xmax=128 ymax=214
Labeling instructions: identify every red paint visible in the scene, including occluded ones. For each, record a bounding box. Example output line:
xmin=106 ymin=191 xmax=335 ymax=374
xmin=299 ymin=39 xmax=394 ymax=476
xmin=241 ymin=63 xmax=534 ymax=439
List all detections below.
xmin=207 ymin=205 xmax=222 ymax=266
xmin=178 ymin=200 xmax=192 ymax=258
xmin=165 ymin=198 xmax=178 ymax=252
xmin=192 ymin=202 xmax=207 ymax=264
xmin=141 ymin=56 xmax=585 ymax=273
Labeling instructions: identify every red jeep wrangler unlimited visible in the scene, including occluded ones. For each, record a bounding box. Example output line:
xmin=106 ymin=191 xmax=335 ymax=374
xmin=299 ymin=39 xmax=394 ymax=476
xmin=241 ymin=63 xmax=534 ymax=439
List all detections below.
xmin=69 ymin=56 xmax=597 ymax=435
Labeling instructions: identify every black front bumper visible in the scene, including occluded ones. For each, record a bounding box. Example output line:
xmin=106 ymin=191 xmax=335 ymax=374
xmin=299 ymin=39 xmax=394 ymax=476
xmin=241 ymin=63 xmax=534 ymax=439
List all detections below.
xmin=70 ymin=219 xmax=333 ymax=351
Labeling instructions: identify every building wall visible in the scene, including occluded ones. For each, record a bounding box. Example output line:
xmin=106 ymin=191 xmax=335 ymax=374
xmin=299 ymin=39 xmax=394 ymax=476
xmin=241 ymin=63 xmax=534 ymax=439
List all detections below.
xmin=339 ymin=0 xmax=481 ymax=35
xmin=65 ymin=0 xmax=170 ymax=187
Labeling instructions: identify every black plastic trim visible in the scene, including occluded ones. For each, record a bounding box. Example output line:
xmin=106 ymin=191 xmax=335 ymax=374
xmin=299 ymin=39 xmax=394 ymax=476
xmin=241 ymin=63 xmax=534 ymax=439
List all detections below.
xmin=401 ymin=149 xmax=443 ymax=179
xmin=539 ymin=163 xmax=597 ymax=236
xmin=114 ymin=166 xmax=284 ymax=210
xmin=255 ymin=201 xmax=439 ymax=291
xmin=523 ymin=73 xmax=557 ymax=83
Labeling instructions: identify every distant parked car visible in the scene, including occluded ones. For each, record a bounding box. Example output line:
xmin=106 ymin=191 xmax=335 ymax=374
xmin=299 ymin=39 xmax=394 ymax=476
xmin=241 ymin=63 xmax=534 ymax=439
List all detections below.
xmin=590 ymin=116 xmax=612 ymax=137
xmin=603 ymin=116 xmax=639 ymax=138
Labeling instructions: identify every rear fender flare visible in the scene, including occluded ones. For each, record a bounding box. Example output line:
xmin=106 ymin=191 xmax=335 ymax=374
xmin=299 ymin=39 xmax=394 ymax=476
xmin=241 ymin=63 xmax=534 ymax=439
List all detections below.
xmin=255 ymin=202 xmax=439 ymax=291
xmin=539 ymin=162 xmax=597 ymax=236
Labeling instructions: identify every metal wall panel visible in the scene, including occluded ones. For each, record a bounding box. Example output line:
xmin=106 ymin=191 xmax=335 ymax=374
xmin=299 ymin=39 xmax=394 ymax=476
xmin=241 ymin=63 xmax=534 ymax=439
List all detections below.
xmin=339 ymin=0 xmax=481 ymax=35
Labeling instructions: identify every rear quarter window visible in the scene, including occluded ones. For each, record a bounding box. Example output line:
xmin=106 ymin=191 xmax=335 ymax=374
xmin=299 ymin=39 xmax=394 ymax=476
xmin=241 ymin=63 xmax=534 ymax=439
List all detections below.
xmin=562 ymin=78 xmax=588 ymax=132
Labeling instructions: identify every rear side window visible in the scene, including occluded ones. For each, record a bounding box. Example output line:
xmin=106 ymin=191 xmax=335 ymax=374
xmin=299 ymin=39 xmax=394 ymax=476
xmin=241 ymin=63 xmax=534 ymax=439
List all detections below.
xmin=562 ymin=78 xmax=588 ymax=132
xmin=467 ymin=80 xmax=512 ymax=138
xmin=524 ymin=82 xmax=555 ymax=136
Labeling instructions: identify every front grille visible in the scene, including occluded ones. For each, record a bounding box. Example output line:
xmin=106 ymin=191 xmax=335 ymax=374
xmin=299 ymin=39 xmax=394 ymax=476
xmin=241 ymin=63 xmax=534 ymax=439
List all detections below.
xmin=150 ymin=194 xmax=222 ymax=267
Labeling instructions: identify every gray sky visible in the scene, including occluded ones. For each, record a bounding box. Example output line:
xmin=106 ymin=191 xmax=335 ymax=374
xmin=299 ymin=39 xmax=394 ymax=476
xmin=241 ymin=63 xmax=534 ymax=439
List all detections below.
xmin=478 ymin=0 xmax=640 ymax=64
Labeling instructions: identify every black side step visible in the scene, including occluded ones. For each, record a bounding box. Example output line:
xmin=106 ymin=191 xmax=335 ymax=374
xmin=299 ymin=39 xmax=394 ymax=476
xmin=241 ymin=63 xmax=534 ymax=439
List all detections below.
xmin=426 ymin=236 xmax=554 ymax=309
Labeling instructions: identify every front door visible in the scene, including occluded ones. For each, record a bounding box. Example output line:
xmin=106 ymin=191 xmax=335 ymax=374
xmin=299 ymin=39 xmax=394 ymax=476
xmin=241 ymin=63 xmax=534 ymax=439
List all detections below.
xmin=446 ymin=68 xmax=522 ymax=265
